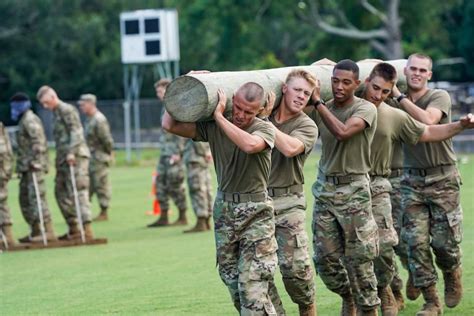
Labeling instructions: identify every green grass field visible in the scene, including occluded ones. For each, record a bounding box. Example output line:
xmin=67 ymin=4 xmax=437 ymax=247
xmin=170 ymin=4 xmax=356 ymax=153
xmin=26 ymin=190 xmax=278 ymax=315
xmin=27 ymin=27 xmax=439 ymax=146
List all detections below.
xmin=1 ymin=150 xmax=473 ymax=315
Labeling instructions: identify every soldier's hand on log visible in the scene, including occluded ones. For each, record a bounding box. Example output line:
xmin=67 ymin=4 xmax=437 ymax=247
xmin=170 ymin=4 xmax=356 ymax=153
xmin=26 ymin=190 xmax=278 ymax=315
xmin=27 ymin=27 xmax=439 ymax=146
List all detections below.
xmin=460 ymin=113 xmax=474 ymax=129
xmin=259 ymin=91 xmax=276 ymax=119
xmin=309 ymin=80 xmax=322 ymax=106
xmin=214 ymin=88 xmax=227 ymax=119
xmin=66 ymin=153 xmax=76 ymax=166
xmin=392 ymin=84 xmax=401 ymax=98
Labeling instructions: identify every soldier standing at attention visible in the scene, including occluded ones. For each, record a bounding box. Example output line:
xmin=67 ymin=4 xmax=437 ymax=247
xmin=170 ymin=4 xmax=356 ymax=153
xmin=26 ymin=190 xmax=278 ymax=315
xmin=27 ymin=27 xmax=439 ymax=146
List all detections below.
xmin=391 ymin=53 xmax=465 ymax=315
xmin=147 ymin=79 xmax=188 ymax=228
xmin=266 ymin=70 xmax=318 ymax=316
xmin=0 ymin=121 xmax=15 ymax=246
xmin=9 ymin=93 xmax=56 ymax=242
xmin=79 ymin=94 xmax=114 ymax=221
xmin=36 ymin=85 xmax=94 ymax=240
xmin=307 ymin=59 xmax=379 ymax=316
xmin=182 ymin=139 xmax=213 ymax=233
xmin=162 ymin=82 xmax=278 ymax=315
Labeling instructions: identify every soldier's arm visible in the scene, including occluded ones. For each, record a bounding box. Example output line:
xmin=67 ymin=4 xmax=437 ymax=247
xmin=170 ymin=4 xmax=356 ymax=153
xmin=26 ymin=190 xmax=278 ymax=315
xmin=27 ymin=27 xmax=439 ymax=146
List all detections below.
xmin=273 ymin=128 xmax=304 ymax=157
xmin=26 ymin=119 xmax=46 ymax=170
xmin=419 ymin=113 xmax=474 ymax=142
xmin=316 ymin=104 xmax=367 ymax=141
xmin=162 ymin=111 xmax=197 ymax=139
xmin=392 ymin=85 xmax=443 ymax=125
xmin=97 ymin=119 xmax=114 ymax=154
xmin=63 ymin=108 xmax=85 ymax=158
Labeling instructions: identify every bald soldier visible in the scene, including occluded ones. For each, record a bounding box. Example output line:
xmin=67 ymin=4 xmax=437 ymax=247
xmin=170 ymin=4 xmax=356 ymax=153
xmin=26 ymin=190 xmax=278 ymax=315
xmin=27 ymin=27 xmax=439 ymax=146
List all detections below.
xmin=10 ymin=93 xmax=56 ymax=243
xmin=37 ymin=86 xmax=94 ymax=240
xmin=0 ymin=121 xmax=15 ymax=247
xmin=79 ymin=94 xmax=114 ymax=221
xmin=267 ymin=70 xmax=318 ymax=316
xmin=391 ymin=53 xmax=469 ymax=315
xmin=163 ymin=82 xmax=278 ymax=315
xmin=307 ymin=59 xmax=379 ymax=316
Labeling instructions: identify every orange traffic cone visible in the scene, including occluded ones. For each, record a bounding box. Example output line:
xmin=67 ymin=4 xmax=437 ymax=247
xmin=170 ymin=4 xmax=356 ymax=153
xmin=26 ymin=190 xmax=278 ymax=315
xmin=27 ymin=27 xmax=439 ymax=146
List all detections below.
xmin=145 ymin=171 xmax=161 ymax=216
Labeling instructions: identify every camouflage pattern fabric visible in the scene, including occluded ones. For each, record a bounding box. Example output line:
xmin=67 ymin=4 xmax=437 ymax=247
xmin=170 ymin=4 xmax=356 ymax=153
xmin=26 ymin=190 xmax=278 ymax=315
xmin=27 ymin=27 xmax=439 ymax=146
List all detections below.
xmin=268 ymin=193 xmax=315 ymax=311
xmin=155 ymin=156 xmax=186 ymax=212
xmin=0 ymin=123 xmax=13 ymax=226
xmin=55 ymin=157 xmax=92 ymax=224
xmin=84 ymin=111 xmax=113 ymax=210
xmin=214 ymin=197 xmax=278 ymax=315
xmin=19 ymin=171 xmax=51 ymax=225
xmin=401 ymin=170 xmax=463 ymax=288
xmin=370 ymin=176 xmax=399 ymax=288
xmin=312 ymin=176 xmax=380 ymax=309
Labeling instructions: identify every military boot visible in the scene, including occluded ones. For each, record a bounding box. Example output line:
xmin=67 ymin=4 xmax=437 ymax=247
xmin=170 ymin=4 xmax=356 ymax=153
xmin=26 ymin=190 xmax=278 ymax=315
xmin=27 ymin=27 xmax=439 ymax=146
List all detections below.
xmin=18 ymin=222 xmax=41 ymax=243
xmin=183 ymin=217 xmax=208 ymax=233
xmin=299 ymin=303 xmax=317 ymax=316
xmin=93 ymin=208 xmax=108 ymax=222
xmin=58 ymin=222 xmax=81 ymax=240
xmin=443 ymin=267 xmax=463 ymax=308
xmin=406 ymin=273 xmax=421 ymax=300
xmin=340 ymin=291 xmax=357 ymax=316
xmin=378 ymin=286 xmax=398 ymax=316
xmin=416 ymin=285 xmax=442 ymax=316
xmin=1 ymin=224 xmax=16 ymax=247
xmin=83 ymin=222 xmax=94 ymax=240
xmin=170 ymin=208 xmax=187 ymax=226
xmin=147 ymin=209 xmax=169 ymax=227
xmin=29 ymin=221 xmax=58 ymax=242
xmin=391 ymin=288 xmax=405 ymax=311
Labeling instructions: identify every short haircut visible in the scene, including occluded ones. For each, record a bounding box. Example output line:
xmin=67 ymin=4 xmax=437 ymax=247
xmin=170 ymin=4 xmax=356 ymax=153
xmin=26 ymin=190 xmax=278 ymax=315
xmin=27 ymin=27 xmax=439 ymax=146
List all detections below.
xmin=334 ymin=59 xmax=359 ymax=79
xmin=36 ymin=85 xmax=53 ymax=100
xmin=407 ymin=53 xmax=433 ymax=70
xmin=236 ymin=82 xmax=265 ymax=105
xmin=285 ymin=69 xmax=317 ymax=88
xmin=368 ymin=62 xmax=397 ymax=83
xmin=10 ymin=92 xmax=30 ymax=102
xmin=154 ymin=78 xmax=171 ymax=89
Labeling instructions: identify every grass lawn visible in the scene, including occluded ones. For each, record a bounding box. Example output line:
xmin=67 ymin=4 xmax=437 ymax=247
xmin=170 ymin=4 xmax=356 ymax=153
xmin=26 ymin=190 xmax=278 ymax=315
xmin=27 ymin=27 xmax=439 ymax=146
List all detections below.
xmin=1 ymin=150 xmax=473 ymax=315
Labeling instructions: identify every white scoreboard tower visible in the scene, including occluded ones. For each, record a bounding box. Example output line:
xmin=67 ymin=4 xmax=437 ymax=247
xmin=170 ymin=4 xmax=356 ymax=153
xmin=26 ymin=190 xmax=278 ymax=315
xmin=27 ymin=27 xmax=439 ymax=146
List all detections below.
xmin=120 ymin=9 xmax=180 ymax=161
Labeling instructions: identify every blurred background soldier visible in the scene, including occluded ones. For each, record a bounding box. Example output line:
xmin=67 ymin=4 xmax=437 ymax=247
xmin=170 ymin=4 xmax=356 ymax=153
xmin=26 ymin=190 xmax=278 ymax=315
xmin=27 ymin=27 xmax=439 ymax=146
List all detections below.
xmin=147 ymin=79 xmax=187 ymax=228
xmin=183 ymin=139 xmax=213 ymax=233
xmin=10 ymin=92 xmax=56 ymax=242
xmin=0 ymin=121 xmax=15 ymax=246
xmin=79 ymin=94 xmax=114 ymax=221
xmin=37 ymin=85 xmax=94 ymax=240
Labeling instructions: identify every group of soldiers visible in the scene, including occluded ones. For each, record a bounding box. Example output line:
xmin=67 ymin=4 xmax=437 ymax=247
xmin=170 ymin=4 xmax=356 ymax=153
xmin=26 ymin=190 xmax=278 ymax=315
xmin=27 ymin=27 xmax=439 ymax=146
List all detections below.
xmin=0 ymin=87 xmax=114 ymax=247
xmin=162 ymin=54 xmax=474 ymax=316
xmin=147 ymin=79 xmax=214 ymax=233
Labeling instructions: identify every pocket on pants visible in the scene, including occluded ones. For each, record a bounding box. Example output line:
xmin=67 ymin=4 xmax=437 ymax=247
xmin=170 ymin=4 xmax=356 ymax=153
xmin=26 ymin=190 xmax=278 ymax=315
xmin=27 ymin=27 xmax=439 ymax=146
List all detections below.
xmin=292 ymin=234 xmax=312 ymax=280
xmin=249 ymin=237 xmax=278 ymax=281
xmin=349 ymin=223 xmax=379 ymax=262
xmin=446 ymin=208 xmax=463 ymax=244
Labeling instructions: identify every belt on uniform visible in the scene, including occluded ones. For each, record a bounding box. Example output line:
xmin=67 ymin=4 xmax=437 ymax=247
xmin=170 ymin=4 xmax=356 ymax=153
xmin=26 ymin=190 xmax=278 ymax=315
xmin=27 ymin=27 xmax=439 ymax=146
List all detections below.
xmin=323 ymin=174 xmax=367 ymax=185
xmin=389 ymin=169 xmax=403 ymax=178
xmin=267 ymin=184 xmax=303 ymax=197
xmin=216 ymin=191 xmax=267 ymax=203
xmin=405 ymin=164 xmax=456 ymax=177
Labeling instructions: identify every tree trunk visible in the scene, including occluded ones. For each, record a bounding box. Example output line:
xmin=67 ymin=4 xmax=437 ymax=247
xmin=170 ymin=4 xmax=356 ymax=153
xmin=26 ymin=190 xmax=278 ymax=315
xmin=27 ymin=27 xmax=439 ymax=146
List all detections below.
xmin=165 ymin=59 xmax=407 ymax=122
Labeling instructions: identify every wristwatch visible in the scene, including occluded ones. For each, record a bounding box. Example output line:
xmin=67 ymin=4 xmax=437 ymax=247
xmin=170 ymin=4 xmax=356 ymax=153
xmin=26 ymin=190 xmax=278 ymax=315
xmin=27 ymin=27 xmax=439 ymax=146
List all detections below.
xmin=312 ymin=99 xmax=326 ymax=108
xmin=396 ymin=94 xmax=407 ymax=103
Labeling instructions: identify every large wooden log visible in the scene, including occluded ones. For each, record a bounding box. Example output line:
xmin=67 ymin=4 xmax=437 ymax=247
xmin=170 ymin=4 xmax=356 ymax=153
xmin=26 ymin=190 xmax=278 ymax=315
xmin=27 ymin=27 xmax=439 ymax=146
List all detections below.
xmin=164 ymin=59 xmax=407 ymax=122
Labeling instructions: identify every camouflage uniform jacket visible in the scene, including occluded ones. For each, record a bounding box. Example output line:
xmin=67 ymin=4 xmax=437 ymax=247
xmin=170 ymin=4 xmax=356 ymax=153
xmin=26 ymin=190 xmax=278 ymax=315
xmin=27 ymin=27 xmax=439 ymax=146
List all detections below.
xmin=16 ymin=110 xmax=49 ymax=173
xmin=183 ymin=139 xmax=210 ymax=166
xmin=159 ymin=130 xmax=185 ymax=157
xmin=0 ymin=122 xmax=13 ymax=180
xmin=53 ymin=101 xmax=90 ymax=165
xmin=85 ymin=110 xmax=114 ymax=164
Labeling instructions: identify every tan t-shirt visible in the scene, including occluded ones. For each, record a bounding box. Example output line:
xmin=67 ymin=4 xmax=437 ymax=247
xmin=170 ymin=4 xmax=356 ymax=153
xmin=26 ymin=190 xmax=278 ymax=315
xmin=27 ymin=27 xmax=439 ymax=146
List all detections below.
xmin=195 ymin=117 xmax=275 ymax=193
xmin=391 ymin=142 xmax=404 ymax=170
xmin=370 ymin=102 xmax=425 ymax=176
xmin=269 ymin=112 xmax=318 ymax=188
xmin=403 ymin=89 xmax=457 ymax=168
xmin=309 ymin=96 xmax=377 ymax=175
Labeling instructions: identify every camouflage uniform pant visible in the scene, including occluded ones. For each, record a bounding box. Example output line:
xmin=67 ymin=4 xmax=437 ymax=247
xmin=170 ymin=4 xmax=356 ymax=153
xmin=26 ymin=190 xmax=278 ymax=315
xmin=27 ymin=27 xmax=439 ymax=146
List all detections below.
xmin=0 ymin=178 xmax=12 ymax=226
xmin=401 ymin=170 xmax=463 ymax=288
xmin=89 ymin=160 xmax=111 ymax=210
xmin=55 ymin=157 xmax=92 ymax=224
xmin=214 ymin=197 xmax=278 ymax=315
xmin=186 ymin=162 xmax=213 ymax=218
xmin=19 ymin=171 xmax=52 ymax=225
xmin=388 ymin=175 xmax=407 ymax=292
xmin=268 ymin=193 xmax=315 ymax=314
xmin=370 ymin=176 xmax=398 ymax=288
xmin=155 ymin=156 xmax=186 ymax=212
xmin=312 ymin=176 xmax=380 ymax=309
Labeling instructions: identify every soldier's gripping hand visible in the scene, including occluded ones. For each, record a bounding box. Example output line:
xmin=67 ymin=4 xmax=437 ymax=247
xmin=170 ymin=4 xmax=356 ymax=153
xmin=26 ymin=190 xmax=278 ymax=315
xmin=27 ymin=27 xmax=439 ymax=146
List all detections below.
xmin=258 ymin=91 xmax=276 ymax=119
xmin=66 ymin=153 xmax=76 ymax=166
xmin=214 ymin=88 xmax=227 ymax=119
xmin=460 ymin=113 xmax=474 ymax=129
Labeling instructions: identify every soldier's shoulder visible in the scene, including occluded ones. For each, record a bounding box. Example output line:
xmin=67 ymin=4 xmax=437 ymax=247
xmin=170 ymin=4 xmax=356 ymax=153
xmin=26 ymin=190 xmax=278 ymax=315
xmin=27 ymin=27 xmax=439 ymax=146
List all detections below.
xmin=95 ymin=111 xmax=109 ymax=122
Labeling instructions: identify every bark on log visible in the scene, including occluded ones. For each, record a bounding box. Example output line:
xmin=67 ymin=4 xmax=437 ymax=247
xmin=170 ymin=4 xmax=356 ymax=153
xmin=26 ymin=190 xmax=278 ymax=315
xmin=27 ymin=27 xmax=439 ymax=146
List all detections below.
xmin=164 ymin=59 xmax=407 ymax=122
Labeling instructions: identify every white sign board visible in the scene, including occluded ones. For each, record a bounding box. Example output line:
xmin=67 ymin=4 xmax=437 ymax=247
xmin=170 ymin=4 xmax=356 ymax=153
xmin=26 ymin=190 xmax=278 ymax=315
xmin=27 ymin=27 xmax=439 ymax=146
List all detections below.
xmin=120 ymin=9 xmax=180 ymax=64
